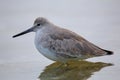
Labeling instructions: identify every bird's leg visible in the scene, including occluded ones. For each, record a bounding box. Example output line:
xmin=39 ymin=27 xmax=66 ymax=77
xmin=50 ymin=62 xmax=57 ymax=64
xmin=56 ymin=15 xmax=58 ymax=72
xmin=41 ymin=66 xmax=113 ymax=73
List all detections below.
xmin=64 ymin=63 xmax=69 ymax=67
xmin=56 ymin=62 xmax=69 ymax=69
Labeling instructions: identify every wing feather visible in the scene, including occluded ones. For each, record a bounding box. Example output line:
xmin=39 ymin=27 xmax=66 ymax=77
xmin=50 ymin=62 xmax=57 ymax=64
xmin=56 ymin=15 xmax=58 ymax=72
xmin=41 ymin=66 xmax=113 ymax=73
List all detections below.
xmin=42 ymin=28 xmax=106 ymax=59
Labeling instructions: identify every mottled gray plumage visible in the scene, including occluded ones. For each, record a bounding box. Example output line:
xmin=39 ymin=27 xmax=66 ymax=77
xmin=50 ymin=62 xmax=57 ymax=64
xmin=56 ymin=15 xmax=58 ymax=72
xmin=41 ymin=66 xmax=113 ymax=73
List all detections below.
xmin=13 ymin=17 xmax=113 ymax=63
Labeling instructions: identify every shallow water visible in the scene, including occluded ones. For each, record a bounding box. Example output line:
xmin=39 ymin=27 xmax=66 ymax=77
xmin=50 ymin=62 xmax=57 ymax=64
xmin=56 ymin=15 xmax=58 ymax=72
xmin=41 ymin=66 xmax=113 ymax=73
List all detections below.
xmin=0 ymin=0 xmax=120 ymax=80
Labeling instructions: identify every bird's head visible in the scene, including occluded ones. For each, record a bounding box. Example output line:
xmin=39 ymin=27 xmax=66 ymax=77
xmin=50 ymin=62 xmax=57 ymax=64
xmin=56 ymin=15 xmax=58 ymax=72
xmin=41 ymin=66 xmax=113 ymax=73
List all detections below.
xmin=13 ymin=17 xmax=49 ymax=38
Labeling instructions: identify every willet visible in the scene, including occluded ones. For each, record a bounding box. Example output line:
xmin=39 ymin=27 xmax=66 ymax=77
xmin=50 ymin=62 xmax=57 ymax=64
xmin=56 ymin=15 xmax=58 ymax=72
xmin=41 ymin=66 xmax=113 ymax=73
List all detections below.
xmin=13 ymin=17 xmax=113 ymax=63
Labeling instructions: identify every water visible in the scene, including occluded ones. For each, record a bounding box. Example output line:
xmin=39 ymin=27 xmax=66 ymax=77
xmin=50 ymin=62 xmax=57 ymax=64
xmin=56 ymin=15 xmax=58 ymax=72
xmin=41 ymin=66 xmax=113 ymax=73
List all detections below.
xmin=0 ymin=0 xmax=120 ymax=80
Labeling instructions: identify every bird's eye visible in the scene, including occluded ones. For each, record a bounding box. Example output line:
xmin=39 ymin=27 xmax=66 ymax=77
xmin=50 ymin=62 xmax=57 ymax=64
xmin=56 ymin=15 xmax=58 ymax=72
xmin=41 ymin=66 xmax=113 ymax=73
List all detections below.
xmin=37 ymin=24 xmax=40 ymax=26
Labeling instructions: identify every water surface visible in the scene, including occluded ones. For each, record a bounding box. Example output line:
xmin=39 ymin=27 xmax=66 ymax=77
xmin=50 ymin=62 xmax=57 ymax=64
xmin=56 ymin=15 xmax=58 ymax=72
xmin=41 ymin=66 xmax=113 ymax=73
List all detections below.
xmin=0 ymin=0 xmax=120 ymax=80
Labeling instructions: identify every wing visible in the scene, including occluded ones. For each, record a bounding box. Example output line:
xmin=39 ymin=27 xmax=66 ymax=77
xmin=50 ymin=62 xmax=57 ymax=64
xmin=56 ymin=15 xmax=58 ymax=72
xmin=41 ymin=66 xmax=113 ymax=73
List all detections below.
xmin=42 ymin=28 xmax=106 ymax=59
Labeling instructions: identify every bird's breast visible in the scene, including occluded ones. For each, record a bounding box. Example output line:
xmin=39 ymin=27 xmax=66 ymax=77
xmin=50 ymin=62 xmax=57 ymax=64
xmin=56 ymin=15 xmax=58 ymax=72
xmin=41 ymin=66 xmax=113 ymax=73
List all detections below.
xmin=34 ymin=30 xmax=58 ymax=61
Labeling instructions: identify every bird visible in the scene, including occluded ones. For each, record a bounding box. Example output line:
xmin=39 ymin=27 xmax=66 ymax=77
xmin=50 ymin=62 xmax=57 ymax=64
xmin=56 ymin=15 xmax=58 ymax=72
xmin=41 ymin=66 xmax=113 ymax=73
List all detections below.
xmin=13 ymin=17 xmax=113 ymax=64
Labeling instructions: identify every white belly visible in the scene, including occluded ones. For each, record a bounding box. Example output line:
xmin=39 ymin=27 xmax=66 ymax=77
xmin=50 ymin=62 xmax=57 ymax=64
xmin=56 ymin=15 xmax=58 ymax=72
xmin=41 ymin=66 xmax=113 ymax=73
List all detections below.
xmin=36 ymin=44 xmax=58 ymax=61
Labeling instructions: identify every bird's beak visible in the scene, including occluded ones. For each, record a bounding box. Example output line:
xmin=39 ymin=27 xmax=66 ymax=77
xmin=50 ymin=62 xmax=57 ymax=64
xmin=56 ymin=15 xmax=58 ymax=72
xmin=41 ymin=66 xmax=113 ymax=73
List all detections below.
xmin=12 ymin=27 xmax=34 ymax=38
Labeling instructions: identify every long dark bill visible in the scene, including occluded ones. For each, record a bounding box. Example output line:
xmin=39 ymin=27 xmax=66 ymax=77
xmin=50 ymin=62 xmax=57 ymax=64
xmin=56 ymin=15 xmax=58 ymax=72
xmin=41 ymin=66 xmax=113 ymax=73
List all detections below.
xmin=12 ymin=27 xmax=34 ymax=38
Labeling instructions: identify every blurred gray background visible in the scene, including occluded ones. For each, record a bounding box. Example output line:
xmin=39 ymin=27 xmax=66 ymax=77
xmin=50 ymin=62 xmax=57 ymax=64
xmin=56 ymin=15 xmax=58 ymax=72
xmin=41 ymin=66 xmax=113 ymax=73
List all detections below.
xmin=0 ymin=0 xmax=120 ymax=63
xmin=0 ymin=0 xmax=120 ymax=80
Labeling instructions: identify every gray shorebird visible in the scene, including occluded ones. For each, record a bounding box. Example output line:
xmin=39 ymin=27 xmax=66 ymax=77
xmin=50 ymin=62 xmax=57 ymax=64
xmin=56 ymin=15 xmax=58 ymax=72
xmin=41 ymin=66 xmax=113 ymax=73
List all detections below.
xmin=13 ymin=17 xmax=113 ymax=63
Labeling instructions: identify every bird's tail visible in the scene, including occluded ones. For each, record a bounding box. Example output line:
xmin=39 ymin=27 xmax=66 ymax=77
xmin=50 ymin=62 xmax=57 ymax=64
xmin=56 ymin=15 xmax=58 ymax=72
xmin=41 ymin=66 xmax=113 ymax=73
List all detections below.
xmin=103 ymin=49 xmax=113 ymax=55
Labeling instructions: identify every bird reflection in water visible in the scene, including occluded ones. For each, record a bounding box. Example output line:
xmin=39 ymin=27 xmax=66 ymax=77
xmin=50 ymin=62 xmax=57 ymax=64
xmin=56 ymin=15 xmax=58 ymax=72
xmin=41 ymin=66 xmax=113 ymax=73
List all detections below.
xmin=38 ymin=61 xmax=112 ymax=80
